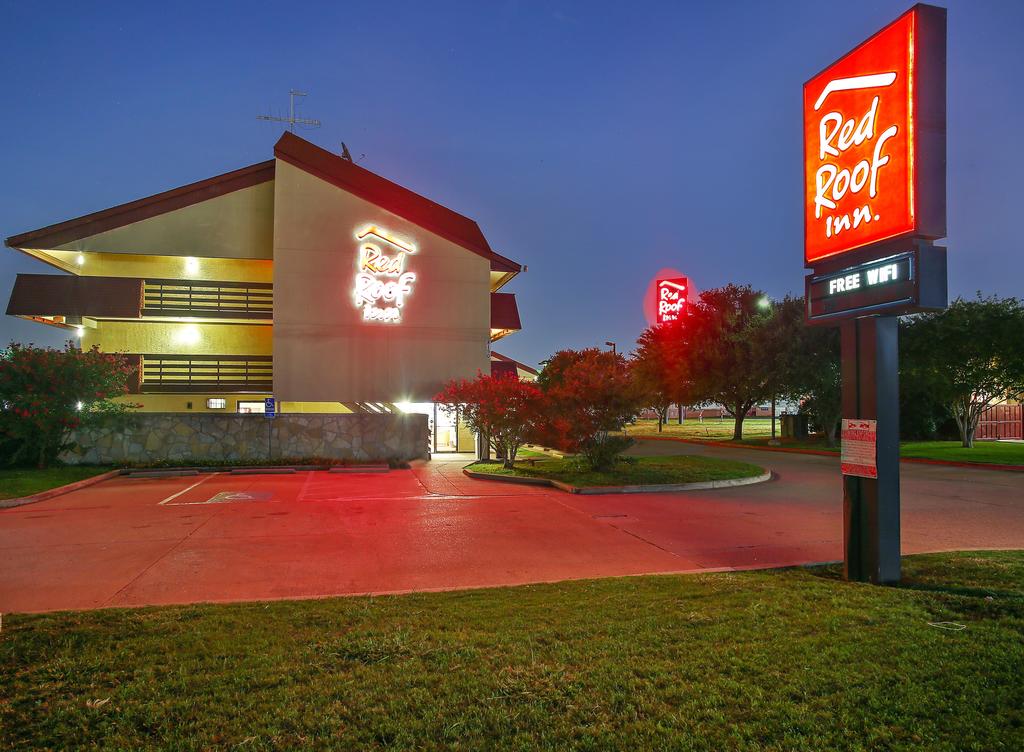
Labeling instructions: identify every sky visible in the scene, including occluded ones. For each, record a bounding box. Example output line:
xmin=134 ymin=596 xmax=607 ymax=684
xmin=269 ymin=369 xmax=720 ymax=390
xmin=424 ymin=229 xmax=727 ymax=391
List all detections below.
xmin=1 ymin=0 xmax=1022 ymax=368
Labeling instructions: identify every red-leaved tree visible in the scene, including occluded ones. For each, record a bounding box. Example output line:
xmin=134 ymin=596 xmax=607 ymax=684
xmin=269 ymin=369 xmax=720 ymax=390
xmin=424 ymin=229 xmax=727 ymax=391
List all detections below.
xmin=434 ymin=371 xmax=544 ymax=468
xmin=632 ymin=321 xmax=697 ymax=431
xmin=535 ymin=348 xmax=643 ymax=470
xmin=0 ymin=342 xmax=138 ymax=468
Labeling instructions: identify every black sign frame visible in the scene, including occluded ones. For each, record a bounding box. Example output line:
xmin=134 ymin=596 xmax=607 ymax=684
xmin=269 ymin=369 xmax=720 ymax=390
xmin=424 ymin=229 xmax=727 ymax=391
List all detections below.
xmin=805 ymin=243 xmax=947 ymax=324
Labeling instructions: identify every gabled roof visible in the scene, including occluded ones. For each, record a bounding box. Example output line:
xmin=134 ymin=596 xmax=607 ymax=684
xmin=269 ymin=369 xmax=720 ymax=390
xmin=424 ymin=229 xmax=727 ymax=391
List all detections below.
xmin=273 ymin=132 xmax=522 ymax=273
xmin=5 ymin=160 xmax=275 ymax=250
xmin=490 ymin=349 xmax=539 ymax=376
xmin=6 ymin=133 xmax=524 ymax=275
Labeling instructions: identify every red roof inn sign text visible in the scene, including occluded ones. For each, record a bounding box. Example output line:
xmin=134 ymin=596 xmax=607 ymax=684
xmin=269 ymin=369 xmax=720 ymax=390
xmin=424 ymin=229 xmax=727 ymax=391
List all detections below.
xmin=353 ymin=225 xmax=418 ymax=324
xmin=804 ymin=3 xmax=946 ymax=265
xmin=803 ymin=3 xmax=947 ymax=323
xmin=656 ymin=277 xmax=688 ymax=324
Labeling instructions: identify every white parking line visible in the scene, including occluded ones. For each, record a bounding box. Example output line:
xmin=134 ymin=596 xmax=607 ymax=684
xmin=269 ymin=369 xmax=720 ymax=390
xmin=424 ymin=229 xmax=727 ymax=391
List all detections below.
xmin=158 ymin=474 xmax=216 ymax=506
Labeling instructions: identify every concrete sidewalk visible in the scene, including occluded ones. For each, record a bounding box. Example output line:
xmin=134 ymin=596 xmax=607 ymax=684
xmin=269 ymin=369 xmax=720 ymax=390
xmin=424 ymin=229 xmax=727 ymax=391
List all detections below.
xmin=1 ymin=440 xmax=1022 ymax=613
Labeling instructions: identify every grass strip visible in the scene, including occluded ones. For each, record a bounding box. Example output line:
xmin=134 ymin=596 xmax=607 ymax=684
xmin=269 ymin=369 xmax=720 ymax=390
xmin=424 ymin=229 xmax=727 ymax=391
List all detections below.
xmin=2 ymin=551 xmax=1022 ymax=750
xmin=0 ymin=466 xmax=115 ymax=500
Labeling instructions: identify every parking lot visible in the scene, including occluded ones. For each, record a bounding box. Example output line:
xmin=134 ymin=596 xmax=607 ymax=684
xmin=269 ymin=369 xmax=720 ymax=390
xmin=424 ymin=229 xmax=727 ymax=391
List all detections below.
xmin=3 ymin=440 xmax=1024 ymax=613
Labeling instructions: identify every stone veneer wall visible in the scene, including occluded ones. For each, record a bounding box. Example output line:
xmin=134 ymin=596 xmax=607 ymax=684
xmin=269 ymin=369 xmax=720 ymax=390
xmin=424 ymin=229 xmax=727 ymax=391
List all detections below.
xmin=60 ymin=413 xmax=430 ymax=465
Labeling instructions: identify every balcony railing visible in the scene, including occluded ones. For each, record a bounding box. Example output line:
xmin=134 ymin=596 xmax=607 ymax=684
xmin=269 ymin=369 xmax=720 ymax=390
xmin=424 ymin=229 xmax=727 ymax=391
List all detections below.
xmin=140 ymin=354 xmax=273 ymax=393
xmin=142 ymin=279 xmax=273 ymax=320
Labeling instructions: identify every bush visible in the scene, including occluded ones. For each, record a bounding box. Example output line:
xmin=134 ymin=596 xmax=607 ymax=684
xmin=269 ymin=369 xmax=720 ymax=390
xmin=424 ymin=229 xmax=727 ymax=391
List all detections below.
xmin=579 ymin=433 xmax=635 ymax=472
xmin=533 ymin=348 xmax=643 ymax=466
xmin=0 ymin=342 xmax=138 ymax=468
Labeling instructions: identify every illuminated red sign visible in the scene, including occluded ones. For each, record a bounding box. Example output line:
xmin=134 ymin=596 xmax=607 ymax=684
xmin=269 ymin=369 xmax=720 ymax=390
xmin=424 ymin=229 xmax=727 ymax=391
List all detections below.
xmin=656 ymin=277 xmax=688 ymax=323
xmin=352 ymin=225 xmax=418 ymax=324
xmin=804 ymin=4 xmax=946 ymax=266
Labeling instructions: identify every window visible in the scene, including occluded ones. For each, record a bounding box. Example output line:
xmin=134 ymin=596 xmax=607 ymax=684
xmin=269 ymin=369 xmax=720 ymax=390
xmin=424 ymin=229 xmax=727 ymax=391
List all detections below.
xmin=237 ymin=400 xmax=266 ymax=414
xmin=206 ymin=398 xmax=227 ymax=409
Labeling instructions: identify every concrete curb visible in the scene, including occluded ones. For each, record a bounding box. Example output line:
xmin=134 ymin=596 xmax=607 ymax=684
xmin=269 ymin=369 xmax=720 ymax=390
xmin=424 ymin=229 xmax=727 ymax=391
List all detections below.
xmin=463 ymin=468 xmax=773 ymax=495
xmin=635 ymin=435 xmax=1024 ymax=473
xmin=329 ymin=465 xmax=390 ymax=474
xmin=0 ymin=469 xmax=123 ymax=509
xmin=127 ymin=469 xmax=200 ymax=478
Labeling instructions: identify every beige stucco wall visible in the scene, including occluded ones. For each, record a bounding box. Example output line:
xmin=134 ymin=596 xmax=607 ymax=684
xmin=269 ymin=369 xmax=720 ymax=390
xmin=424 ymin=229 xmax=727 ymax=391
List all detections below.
xmin=116 ymin=393 xmax=272 ymax=412
xmin=113 ymin=395 xmax=354 ymax=413
xmin=83 ymin=321 xmax=272 ymax=356
xmin=43 ymin=250 xmax=273 ymax=283
xmin=272 ymin=159 xmax=490 ymax=403
xmin=279 ymin=401 xmax=354 ymax=414
xmin=54 ymin=181 xmax=274 ymax=259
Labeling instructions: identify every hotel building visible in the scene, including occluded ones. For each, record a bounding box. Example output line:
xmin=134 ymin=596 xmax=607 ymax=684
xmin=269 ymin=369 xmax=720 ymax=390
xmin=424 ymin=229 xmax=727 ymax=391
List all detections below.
xmin=4 ymin=133 xmax=527 ymax=453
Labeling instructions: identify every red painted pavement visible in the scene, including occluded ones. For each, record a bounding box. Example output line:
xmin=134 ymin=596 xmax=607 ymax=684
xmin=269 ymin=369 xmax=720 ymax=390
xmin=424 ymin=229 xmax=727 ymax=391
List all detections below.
xmin=2 ymin=440 xmax=1023 ymax=613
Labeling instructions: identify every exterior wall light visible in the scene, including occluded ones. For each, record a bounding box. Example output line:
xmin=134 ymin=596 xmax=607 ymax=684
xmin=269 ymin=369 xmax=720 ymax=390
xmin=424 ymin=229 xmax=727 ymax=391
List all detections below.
xmin=76 ymin=254 xmax=85 ymax=266
xmin=184 ymin=257 xmax=200 ymax=275
xmin=175 ymin=325 xmax=201 ymax=346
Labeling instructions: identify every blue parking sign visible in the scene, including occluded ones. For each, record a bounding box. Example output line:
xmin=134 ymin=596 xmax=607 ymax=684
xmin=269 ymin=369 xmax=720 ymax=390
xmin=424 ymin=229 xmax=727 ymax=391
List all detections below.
xmin=264 ymin=397 xmax=276 ymax=418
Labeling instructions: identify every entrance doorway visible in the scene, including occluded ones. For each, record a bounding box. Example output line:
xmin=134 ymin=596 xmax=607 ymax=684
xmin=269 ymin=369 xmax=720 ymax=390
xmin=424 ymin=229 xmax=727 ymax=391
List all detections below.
xmin=394 ymin=402 xmax=471 ymax=454
xmin=434 ymin=404 xmax=459 ymax=452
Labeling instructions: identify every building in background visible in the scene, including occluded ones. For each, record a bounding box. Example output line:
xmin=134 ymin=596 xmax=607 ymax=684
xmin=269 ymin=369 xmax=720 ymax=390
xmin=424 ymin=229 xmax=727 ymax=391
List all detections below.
xmin=4 ymin=132 xmax=531 ymax=452
xmin=489 ymin=350 xmax=539 ymax=381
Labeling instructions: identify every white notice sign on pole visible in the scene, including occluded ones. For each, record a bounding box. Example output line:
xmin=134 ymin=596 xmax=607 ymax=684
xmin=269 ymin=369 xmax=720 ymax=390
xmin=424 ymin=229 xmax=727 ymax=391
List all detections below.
xmin=841 ymin=419 xmax=877 ymax=478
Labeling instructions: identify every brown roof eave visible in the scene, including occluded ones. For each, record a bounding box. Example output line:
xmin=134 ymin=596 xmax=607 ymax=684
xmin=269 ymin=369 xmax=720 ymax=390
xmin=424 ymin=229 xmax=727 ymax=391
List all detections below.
xmin=5 ymin=160 xmax=276 ymax=251
xmin=274 ymin=132 xmax=526 ymax=273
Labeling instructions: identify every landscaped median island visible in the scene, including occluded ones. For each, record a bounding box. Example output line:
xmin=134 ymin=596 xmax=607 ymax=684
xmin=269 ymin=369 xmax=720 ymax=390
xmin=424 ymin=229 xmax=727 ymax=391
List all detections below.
xmin=2 ymin=551 xmax=1022 ymax=750
xmin=467 ymin=454 xmax=767 ymax=492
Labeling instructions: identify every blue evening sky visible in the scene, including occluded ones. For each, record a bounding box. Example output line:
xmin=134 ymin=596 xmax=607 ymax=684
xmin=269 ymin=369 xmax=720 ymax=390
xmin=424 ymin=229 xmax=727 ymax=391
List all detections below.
xmin=1 ymin=0 xmax=1021 ymax=367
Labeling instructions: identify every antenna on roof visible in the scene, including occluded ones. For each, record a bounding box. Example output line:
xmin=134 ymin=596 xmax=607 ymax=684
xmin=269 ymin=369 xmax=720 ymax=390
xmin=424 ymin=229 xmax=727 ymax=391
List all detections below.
xmin=257 ymin=89 xmax=321 ymax=132
xmin=341 ymin=141 xmax=367 ymax=164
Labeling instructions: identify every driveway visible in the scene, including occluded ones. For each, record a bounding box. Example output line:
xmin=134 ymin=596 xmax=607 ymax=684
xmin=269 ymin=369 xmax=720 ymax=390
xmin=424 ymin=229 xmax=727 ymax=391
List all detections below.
xmin=2 ymin=440 xmax=1022 ymax=613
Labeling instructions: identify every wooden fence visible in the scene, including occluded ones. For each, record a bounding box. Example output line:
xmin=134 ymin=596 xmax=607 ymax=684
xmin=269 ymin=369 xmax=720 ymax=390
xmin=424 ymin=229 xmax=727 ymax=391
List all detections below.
xmin=977 ymin=404 xmax=1022 ymax=440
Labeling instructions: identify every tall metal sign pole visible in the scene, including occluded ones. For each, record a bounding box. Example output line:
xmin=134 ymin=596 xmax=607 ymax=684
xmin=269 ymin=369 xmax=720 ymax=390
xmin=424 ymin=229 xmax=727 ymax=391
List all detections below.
xmin=802 ymin=4 xmax=948 ymax=583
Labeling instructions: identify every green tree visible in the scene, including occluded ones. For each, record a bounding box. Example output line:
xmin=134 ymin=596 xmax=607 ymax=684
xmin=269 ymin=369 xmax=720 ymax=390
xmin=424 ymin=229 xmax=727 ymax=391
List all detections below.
xmin=901 ymin=296 xmax=1024 ymax=448
xmin=688 ymin=285 xmax=788 ymax=440
xmin=776 ymin=301 xmax=842 ymax=446
xmin=0 ymin=342 xmax=138 ymax=468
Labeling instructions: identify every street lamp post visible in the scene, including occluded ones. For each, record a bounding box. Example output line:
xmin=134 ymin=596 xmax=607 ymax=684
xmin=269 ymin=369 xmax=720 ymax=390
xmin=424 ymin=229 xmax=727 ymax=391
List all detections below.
xmin=605 ymin=341 xmax=616 ymax=356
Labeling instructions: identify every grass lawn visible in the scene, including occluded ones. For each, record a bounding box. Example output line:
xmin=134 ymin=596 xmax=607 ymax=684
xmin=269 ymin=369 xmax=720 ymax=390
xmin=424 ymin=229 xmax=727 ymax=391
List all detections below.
xmin=627 ymin=417 xmax=776 ymax=441
xmin=628 ymin=420 xmax=1024 ymax=466
xmin=470 ymin=454 xmax=765 ymax=487
xmin=515 ymin=447 xmax=551 ymax=459
xmin=733 ymin=437 xmax=1024 ymax=466
xmin=3 ymin=551 xmax=1022 ymax=750
xmin=900 ymin=440 xmax=1024 ymax=465
xmin=0 ymin=465 xmax=114 ymax=500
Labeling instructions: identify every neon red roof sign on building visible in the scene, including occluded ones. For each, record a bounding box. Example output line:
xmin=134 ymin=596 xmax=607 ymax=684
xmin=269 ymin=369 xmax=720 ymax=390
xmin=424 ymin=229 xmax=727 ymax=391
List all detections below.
xmin=655 ymin=277 xmax=688 ymax=324
xmin=803 ymin=3 xmax=946 ymax=266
